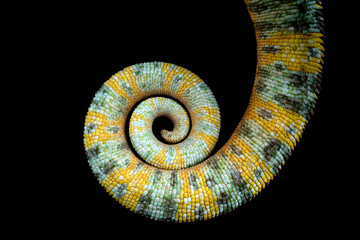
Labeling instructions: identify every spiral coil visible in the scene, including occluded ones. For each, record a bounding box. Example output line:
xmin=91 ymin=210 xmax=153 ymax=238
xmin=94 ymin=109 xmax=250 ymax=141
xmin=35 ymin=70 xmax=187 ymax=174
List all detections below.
xmin=84 ymin=0 xmax=324 ymax=222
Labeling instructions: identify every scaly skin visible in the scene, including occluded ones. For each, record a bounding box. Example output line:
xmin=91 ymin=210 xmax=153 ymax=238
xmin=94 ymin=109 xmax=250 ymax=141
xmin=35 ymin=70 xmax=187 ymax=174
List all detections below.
xmin=84 ymin=0 xmax=324 ymax=222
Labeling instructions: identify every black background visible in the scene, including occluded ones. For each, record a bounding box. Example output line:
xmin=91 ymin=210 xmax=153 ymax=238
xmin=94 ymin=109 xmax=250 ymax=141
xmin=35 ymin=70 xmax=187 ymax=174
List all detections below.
xmin=17 ymin=0 xmax=356 ymax=237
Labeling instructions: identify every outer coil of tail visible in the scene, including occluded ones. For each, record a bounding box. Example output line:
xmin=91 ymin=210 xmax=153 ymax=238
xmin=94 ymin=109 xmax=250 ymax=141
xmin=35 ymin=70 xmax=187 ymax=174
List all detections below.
xmin=84 ymin=0 xmax=324 ymax=222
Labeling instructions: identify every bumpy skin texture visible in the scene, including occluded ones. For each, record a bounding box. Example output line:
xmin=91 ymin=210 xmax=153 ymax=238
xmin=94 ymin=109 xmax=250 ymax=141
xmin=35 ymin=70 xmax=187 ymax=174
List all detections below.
xmin=84 ymin=0 xmax=324 ymax=222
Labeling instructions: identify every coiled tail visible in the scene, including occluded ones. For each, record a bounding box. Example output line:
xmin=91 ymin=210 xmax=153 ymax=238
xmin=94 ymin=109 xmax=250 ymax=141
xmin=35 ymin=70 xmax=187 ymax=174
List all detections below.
xmin=84 ymin=0 xmax=324 ymax=222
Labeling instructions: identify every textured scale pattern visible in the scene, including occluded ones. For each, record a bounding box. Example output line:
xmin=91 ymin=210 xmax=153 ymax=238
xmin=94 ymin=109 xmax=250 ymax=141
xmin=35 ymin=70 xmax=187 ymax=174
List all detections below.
xmin=84 ymin=0 xmax=324 ymax=222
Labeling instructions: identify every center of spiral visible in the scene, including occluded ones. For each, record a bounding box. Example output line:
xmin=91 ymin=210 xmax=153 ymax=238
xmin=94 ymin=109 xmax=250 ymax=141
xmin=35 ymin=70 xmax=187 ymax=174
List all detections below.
xmin=119 ymin=62 xmax=221 ymax=170
xmin=129 ymin=97 xmax=191 ymax=169
xmin=152 ymin=116 xmax=174 ymax=143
